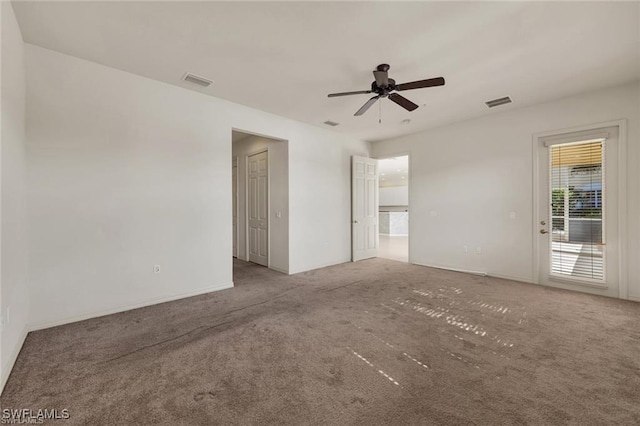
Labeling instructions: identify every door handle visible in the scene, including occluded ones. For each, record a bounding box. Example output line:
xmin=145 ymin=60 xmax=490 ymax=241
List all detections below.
xmin=540 ymin=229 xmax=548 ymax=234
xmin=354 ymin=220 xmax=359 ymax=224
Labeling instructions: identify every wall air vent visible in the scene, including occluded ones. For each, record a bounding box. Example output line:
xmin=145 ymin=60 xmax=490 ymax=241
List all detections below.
xmin=323 ymin=120 xmax=340 ymax=127
xmin=485 ymin=96 xmax=512 ymax=108
xmin=182 ymin=73 xmax=213 ymax=87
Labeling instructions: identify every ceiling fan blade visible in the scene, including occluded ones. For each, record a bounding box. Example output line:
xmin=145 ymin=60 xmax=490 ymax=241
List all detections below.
xmin=396 ymin=77 xmax=445 ymax=91
xmin=388 ymin=93 xmax=419 ymax=112
xmin=328 ymin=90 xmax=372 ymax=98
xmin=354 ymin=96 xmax=380 ymax=116
xmin=373 ymin=70 xmax=389 ymax=88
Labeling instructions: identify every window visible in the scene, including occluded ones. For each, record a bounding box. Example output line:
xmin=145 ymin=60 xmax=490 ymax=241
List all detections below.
xmin=549 ymin=140 xmax=604 ymax=281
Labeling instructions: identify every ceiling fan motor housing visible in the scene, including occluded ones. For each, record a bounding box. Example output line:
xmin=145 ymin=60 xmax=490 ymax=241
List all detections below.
xmin=371 ymin=78 xmax=396 ymax=96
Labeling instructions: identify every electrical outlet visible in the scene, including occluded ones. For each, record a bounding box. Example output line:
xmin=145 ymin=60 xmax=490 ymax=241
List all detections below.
xmin=509 ymin=211 xmax=516 ymax=219
xmin=463 ymin=246 xmax=468 ymax=253
xmin=476 ymin=247 xmax=482 ymax=254
xmin=154 ymin=265 xmax=161 ymax=274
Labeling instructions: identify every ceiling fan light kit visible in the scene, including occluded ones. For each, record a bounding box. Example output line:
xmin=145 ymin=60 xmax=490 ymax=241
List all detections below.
xmin=328 ymin=64 xmax=445 ymax=117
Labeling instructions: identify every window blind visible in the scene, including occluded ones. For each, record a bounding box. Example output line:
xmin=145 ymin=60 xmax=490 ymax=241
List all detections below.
xmin=549 ymin=139 xmax=605 ymax=281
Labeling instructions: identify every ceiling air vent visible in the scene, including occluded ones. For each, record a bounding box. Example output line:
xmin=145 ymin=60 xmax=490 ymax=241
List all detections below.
xmin=323 ymin=120 xmax=340 ymax=127
xmin=485 ymin=96 xmax=512 ymax=108
xmin=182 ymin=73 xmax=213 ymax=87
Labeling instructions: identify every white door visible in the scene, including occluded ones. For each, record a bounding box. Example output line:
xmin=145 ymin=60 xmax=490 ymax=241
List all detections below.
xmin=352 ymin=155 xmax=379 ymax=261
xmin=537 ymin=126 xmax=619 ymax=298
xmin=248 ymin=151 xmax=268 ymax=266
xmin=232 ymin=156 xmax=238 ymax=258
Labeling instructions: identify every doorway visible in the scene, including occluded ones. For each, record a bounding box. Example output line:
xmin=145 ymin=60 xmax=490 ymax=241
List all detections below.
xmin=232 ymin=130 xmax=289 ymax=274
xmin=534 ymin=123 xmax=624 ymax=298
xmin=377 ymin=155 xmax=409 ymax=262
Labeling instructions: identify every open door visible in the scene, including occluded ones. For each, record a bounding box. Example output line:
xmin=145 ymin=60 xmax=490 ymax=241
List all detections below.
xmin=352 ymin=156 xmax=379 ymax=261
xmin=248 ymin=150 xmax=269 ymax=266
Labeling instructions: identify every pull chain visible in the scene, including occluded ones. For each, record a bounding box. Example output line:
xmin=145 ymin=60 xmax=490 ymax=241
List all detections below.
xmin=379 ymin=98 xmax=382 ymax=124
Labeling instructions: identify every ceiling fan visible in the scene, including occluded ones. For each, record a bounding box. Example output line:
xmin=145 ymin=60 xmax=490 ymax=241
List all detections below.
xmin=328 ymin=64 xmax=445 ymax=116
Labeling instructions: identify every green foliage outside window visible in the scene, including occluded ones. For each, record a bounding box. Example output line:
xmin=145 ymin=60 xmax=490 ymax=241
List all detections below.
xmin=552 ymin=187 xmax=602 ymax=219
xmin=552 ymin=189 xmax=565 ymax=216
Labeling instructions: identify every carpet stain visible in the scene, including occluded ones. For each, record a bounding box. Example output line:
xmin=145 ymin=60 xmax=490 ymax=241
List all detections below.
xmin=349 ymin=396 xmax=366 ymax=405
xmin=326 ymin=367 xmax=344 ymax=387
xmin=194 ymin=391 xmax=216 ymax=402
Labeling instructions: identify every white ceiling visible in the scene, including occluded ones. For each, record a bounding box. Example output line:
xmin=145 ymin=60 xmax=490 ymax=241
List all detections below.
xmin=12 ymin=1 xmax=640 ymax=142
xmin=379 ymin=156 xmax=409 ymax=188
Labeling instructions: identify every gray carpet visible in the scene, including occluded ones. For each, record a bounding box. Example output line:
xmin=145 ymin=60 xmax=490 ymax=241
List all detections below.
xmin=2 ymin=258 xmax=639 ymax=425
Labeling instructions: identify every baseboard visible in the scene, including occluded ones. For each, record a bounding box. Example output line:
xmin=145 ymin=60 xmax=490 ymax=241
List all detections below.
xmin=414 ymin=262 xmax=488 ymax=277
xmin=485 ymin=272 xmax=534 ymax=285
xmin=410 ymin=261 xmax=538 ymax=284
xmin=269 ymin=265 xmax=290 ymax=275
xmin=28 ymin=281 xmax=235 ymax=332
xmin=1 ymin=324 xmax=29 ymax=396
xmin=628 ymin=295 xmax=640 ymax=303
xmin=288 ymin=258 xmax=351 ymax=275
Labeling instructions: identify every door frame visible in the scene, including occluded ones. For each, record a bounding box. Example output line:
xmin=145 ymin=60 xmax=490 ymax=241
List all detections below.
xmin=232 ymin=155 xmax=239 ymax=258
xmin=246 ymin=147 xmax=269 ymax=267
xmin=532 ymin=119 xmax=628 ymax=299
xmin=373 ymin=152 xmax=411 ymax=263
xmin=231 ymin=127 xmax=289 ymax=274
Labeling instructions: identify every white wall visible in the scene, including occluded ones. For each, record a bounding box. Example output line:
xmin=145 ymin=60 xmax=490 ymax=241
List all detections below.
xmin=1 ymin=2 xmax=29 ymax=393
xmin=379 ymin=186 xmax=408 ymax=206
xmin=287 ymin=130 xmax=370 ymax=273
xmin=232 ymin=135 xmax=288 ymax=273
xmin=372 ymin=82 xmax=640 ymax=299
xmin=25 ymin=44 xmax=369 ymax=328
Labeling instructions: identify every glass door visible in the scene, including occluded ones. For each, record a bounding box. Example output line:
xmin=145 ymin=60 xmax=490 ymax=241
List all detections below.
xmin=537 ymin=126 xmax=619 ymax=297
